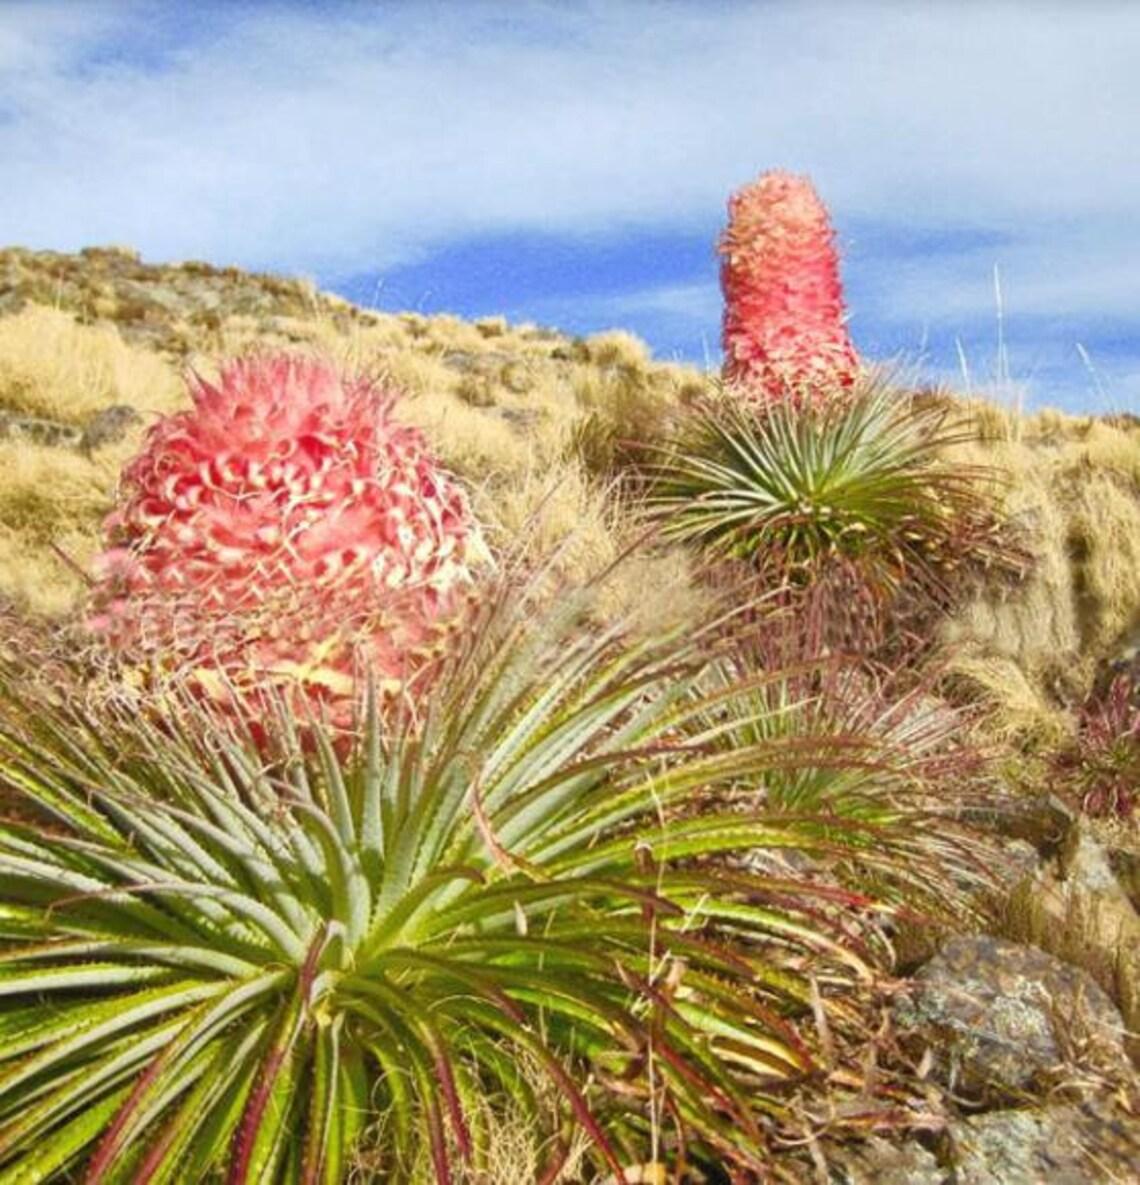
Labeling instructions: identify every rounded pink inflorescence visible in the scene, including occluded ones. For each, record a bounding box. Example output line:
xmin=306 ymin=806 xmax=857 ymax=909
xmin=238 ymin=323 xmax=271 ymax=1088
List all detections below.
xmin=86 ymin=354 xmax=485 ymax=745
xmin=719 ymin=171 xmax=859 ymax=408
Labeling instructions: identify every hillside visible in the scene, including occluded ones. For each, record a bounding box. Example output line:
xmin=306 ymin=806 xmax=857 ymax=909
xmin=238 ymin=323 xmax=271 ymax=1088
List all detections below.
xmin=2 ymin=245 xmax=1137 ymax=738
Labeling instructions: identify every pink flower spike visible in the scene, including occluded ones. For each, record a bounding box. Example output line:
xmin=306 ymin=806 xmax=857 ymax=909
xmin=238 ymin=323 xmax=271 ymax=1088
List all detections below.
xmin=719 ymin=170 xmax=859 ymax=410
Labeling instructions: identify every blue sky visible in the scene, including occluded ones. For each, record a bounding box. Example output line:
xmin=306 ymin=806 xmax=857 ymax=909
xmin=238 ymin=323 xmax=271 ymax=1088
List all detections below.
xmin=1 ymin=0 xmax=1137 ymax=414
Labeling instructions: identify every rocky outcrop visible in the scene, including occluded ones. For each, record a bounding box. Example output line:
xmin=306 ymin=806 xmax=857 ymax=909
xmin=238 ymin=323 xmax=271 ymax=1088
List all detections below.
xmin=0 ymin=408 xmax=83 ymax=448
xmin=949 ymin=1101 xmax=1140 ymax=1184
xmin=0 ymin=405 xmax=142 ymax=456
xmin=78 ymin=404 xmax=143 ymax=455
xmin=1004 ymin=818 xmax=1140 ymax=1065
xmin=832 ymin=1100 xmax=1140 ymax=1183
xmin=894 ymin=935 xmax=1129 ymax=1100
xmin=0 ymin=245 xmax=371 ymax=358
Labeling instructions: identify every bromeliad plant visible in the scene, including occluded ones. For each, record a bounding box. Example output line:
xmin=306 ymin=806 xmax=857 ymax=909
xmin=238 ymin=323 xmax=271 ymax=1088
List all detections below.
xmin=1050 ymin=672 xmax=1139 ymax=818
xmin=647 ymin=381 xmax=1024 ymax=631
xmin=0 ymin=574 xmax=954 ymax=1184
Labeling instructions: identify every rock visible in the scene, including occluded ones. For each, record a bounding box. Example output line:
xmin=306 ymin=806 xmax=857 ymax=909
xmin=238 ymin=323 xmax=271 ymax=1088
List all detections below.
xmin=1062 ymin=821 xmax=1129 ymax=896
xmin=949 ymin=1101 xmax=1140 ymax=1184
xmin=0 ymin=409 xmax=83 ymax=449
xmin=832 ymin=1136 xmax=945 ymax=1184
xmin=440 ymin=350 xmax=479 ymax=373
xmin=79 ymin=404 xmax=142 ymax=454
xmin=894 ymin=935 xmax=1128 ymax=1100
xmin=498 ymin=407 xmax=543 ymax=429
xmin=1108 ymin=846 xmax=1140 ymax=911
xmin=441 ymin=350 xmax=513 ymax=375
xmin=1004 ymin=818 xmax=1140 ymax=1065
xmin=960 ymin=793 xmax=1074 ymax=855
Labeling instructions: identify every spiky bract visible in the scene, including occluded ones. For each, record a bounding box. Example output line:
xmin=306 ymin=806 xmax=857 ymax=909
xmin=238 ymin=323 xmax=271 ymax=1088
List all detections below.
xmin=85 ymin=354 xmax=485 ymax=742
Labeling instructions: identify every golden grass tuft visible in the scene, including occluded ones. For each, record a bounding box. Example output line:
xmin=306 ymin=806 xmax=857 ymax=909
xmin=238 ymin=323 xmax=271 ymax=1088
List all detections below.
xmin=940 ymin=653 xmax=1072 ymax=747
xmin=591 ymin=544 xmax=709 ymax=638
xmin=472 ymin=462 xmax=619 ymax=579
xmin=355 ymin=1052 xmax=592 ymax=1185
xmin=576 ymin=327 xmax=651 ymax=368
xmin=0 ymin=306 xmax=183 ymax=424
xmin=938 ymin=400 xmax=1140 ymax=740
xmin=395 ymin=391 xmax=535 ymax=479
xmin=1067 ymin=473 xmax=1140 ymax=654
xmin=0 ymin=525 xmax=98 ymax=618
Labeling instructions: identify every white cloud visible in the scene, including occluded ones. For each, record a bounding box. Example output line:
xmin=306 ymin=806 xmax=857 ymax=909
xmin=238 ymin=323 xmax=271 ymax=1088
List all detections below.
xmin=0 ymin=1 xmax=1138 ymax=349
xmin=856 ymin=224 xmax=1140 ymax=326
xmin=607 ymin=282 xmax=722 ymax=321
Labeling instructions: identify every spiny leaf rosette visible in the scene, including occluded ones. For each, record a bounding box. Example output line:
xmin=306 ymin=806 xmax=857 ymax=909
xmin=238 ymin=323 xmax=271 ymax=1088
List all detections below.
xmin=647 ymin=381 xmax=1027 ymax=650
xmin=85 ymin=355 xmax=484 ymax=748
xmin=720 ymin=170 xmax=859 ymax=410
xmin=0 ymin=578 xmax=971 ymax=1183
xmin=1051 ymin=673 xmax=1139 ymax=818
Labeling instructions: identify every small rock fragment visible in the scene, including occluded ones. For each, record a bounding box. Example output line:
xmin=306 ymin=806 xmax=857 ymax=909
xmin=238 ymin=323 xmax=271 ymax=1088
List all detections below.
xmin=79 ymin=404 xmax=142 ymax=455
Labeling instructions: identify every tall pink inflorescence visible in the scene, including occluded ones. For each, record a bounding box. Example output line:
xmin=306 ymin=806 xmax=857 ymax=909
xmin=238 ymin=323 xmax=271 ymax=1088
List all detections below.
xmin=86 ymin=354 xmax=486 ymax=750
xmin=719 ymin=171 xmax=859 ymax=408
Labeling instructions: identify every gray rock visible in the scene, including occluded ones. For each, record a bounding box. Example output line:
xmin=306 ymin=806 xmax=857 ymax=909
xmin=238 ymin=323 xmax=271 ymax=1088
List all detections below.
xmin=960 ymin=793 xmax=1074 ymax=855
xmin=1107 ymin=846 xmax=1140 ymax=912
xmin=832 ymin=1136 xmax=946 ymax=1184
xmin=78 ymin=404 xmax=142 ymax=455
xmin=1061 ymin=820 xmax=1130 ymax=896
xmin=950 ymin=1101 xmax=1140 ymax=1185
xmin=0 ymin=409 xmax=83 ymax=448
xmin=498 ymin=407 xmax=543 ymax=429
xmin=441 ymin=350 xmax=513 ymax=375
xmin=1004 ymin=817 xmax=1140 ymax=1065
xmin=894 ymin=935 xmax=1127 ymax=1099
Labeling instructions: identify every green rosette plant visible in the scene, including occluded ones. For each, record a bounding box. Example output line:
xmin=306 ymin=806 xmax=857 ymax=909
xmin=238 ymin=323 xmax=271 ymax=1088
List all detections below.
xmin=647 ymin=381 xmax=1024 ymax=624
xmin=0 ymin=576 xmax=966 ymax=1183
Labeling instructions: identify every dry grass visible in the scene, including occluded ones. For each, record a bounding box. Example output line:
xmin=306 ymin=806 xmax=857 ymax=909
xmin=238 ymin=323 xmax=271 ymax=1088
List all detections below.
xmin=0 ymin=305 xmax=183 ymax=424
xmin=941 ymin=653 xmax=1072 ymax=747
xmin=939 ymin=403 xmax=1140 ymax=742
xmin=0 ymin=525 xmax=98 ymax=617
xmin=591 ymin=544 xmax=709 ymax=638
xmin=349 ymin=1049 xmax=593 ymax=1185
xmin=0 ymin=308 xmax=189 ymax=613
xmin=473 ymin=461 xmax=619 ymax=572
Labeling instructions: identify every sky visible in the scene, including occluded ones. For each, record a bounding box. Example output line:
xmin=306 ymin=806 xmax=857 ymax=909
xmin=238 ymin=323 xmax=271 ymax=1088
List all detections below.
xmin=1 ymin=0 xmax=1137 ymax=414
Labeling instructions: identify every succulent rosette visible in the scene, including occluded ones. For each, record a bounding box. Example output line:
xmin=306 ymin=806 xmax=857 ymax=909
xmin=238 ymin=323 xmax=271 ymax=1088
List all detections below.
xmin=86 ymin=354 xmax=486 ymax=743
xmin=720 ymin=170 xmax=859 ymax=408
